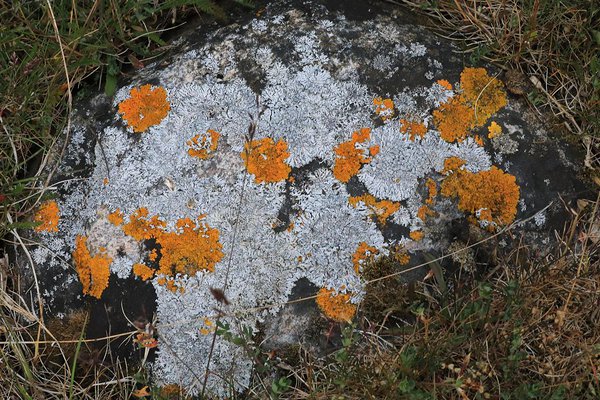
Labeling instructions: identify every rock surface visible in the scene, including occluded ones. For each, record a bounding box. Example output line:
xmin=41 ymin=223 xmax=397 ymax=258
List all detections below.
xmin=22 ymin=0 xmax=585 ymax=396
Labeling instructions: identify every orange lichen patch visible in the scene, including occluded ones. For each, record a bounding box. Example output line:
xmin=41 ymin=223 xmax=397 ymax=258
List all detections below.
xmin=373 ymin=97 xmax=395 ymax=121
xmin=122 ymin=207 xmax=166 ymax=241
xmin=369 ymin=145 xmax=380 ymax=157
xmin=433 ymin=68 xmax=507 ymax=142
xmin=120 ymin=209 xmax=224 ymax=291
xmin=441 ymin=164 xmax=520 ymax=226
xmin=410 ymin=230 xmax=424 ymax=241
xmin=433 ymin=97 xmax=475 ymax=142
xmin=474 ymin=135 xmax=484 ymax=146
xmin=396 ymin=252 xmax=411 ymax=266
xmin=390 ymin=244 xmax=411 ymax=265
xmin=72 ymin=235 xmax=112 ymax=299
xmin=34 ymin=200 xmax=60 ymax=233
xmin=103 ymin=177 xmax=109 ymax=186
xmin=187 ymin=129 xmax=220 ymax=159
xmin=348 ymin=194 xmax=400 ymax=225
xmin=156 ymin=276 xmax=185 ymax=293
xmin=107 ymin=209 xmax=124 ymax=226
xmin=333 ymin=128 xmax=373 ymax=183
xmin=437 ymin=79 xmax=453 ymax=90
xmin=488 ymin=121 xmax=502 ymax=139
xmin=441 ymin=156 xmax=467 ymax=175
xmin=133 ymin=263 xmax=155 ymax=281
xmin=417 ymin=205 xmax=435 ymax=222
xmin=400 ymin=119 xmax=427 ymax=141
xmin=425 ymin=178 xmax=438 ymax=205
xmin=117 ymin=84 xmax=170 ymax=133
xmin=459 ymin=68 xmax=507 ymax=126
xmin=199 ymin=318 xmax=214 ymax=335
xmin=148 ymin=249 xmax=158 ymax=262
xmin=242 ymin=138 xmax=291 ymax=183
xmin=352 ymin=242 xmax=379 ymax=274
xmin=316 ymin=288 xmax=357 ymax=322
xmin=157 ymin=217 xmax=224 ymax=277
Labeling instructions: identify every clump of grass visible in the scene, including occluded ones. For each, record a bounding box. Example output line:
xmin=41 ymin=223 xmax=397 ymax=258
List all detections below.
xmin=281 ymin=199 xmax=600 ymax=399
xmin=0 ymin=285 xmax=140 ymax=399
xmin=388 ymin=0 xmax=599 ymax=172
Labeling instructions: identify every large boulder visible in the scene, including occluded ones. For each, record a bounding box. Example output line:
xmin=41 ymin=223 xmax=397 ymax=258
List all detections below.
xmin=24 ymin=0 xmax=584 ymax=396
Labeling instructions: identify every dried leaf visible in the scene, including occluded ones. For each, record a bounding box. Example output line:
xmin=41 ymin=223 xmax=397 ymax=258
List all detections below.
xmin=133 ymin=386 xmax=151 ymax=398
xmin=210 ymin=287 xmax=230 ymax=305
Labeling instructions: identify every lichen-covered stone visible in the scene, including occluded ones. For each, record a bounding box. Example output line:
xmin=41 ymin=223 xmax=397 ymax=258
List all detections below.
xmin=21 ymin=0 xmax=585 ymax=397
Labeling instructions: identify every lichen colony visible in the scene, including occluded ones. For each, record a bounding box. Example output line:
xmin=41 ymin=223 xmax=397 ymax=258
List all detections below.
xmin=31 ymin=2 xmax=525 ymax=397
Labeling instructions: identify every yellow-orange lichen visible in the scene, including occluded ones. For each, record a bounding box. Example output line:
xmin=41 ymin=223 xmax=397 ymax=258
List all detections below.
xmin=157 ymin=217 xmax=223 ymax=276
xmin=474 ymin=135 xmax=484 ymax=146
xmin=199 ymin=318 xmax=214 ymax=335
xmin=348 ymin=194 xmax=400 ymax=225
xmin=441 ymin=158 xmax=519 ymax=226
xmin=242 ymin=138 xmax=291 ymax=183
xmin=352 ymin=242 xmax=379 ymax=274
xmin=156 ymin=276 xmax=186 ymax=293
xmin=316 ymin=288 xmax=357 ymax=322
xmin=437 ymin=79 xmax=453 ymax=90
xmin=441 ymin=156 xmax=467 ymax=175
xmin=122 ymin=207 xmax=166 ymax=241
xmin=459 ymin=68 xmax=507 ymax=126
xmin=400 ymin=119 xmax=427 ymax=141
xmin=433 ymin=97 xmax=475 ymax=142
xmin=34 ymin=200 xmax=60 ymax=233
xmin=373 ymin=97 xmax=395 ymax=121
xmin=72 ymin=235 xmax=112 ymax=299
xmin=390 ymin=244 xmax=411 ymax=265
xmin=117 ymin=84 xmax=170 ymax=133
xmin=417 ymin=205 xmax=435 ymax=222
xmin=369 ymin=145 xmax=380 ymax=157
xmin=107 ymin=208 xmax=124 ymax=226
xmin=187 ymin=129 xmax=220 ymax=159
xmin=396 ymin=251 xmax=411 ymax=266
xmin=425 ymin=178 xmax=438 ymax=205
xmin=410 ymin=230 xmax=424 ymax=241
xmin=121 ymin=209 xmax=224 ymax=291
xmin=433 ymin=68 xmax=507 ymax=142
xmin=133 ymin=263 xmax=155 ymax=281
xmin=488 ymin=121 xmax=502 ymax=139
xmin=333 ymin=128 xmax=377 ymax=183
xmin=148 ymin=249 xmax=158 ymax=262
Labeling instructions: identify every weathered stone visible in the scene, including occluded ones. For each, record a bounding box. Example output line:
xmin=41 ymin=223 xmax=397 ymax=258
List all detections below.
xmin=21 ymin=0 xmax=585 ymax=397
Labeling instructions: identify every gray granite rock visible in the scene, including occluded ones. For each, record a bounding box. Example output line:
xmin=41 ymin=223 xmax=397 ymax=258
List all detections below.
xmin=21 ymin=0 xmax=585 ymax=396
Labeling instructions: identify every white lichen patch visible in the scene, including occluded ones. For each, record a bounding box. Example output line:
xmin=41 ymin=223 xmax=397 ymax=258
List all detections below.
xmin=31 ymin=2 xmax=526 ymax=398
xmin=359 ymin=123 xmax=490 ymax=202
xmin=290 ymin=169 xmax=386 ymax=300
xmin=260 ymin=63 xmax=372 ymax=167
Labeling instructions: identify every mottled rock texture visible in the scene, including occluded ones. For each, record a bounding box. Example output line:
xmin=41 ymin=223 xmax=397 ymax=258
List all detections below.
xmin=22 ymin=0 xmax=584 ymax=396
